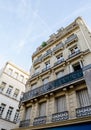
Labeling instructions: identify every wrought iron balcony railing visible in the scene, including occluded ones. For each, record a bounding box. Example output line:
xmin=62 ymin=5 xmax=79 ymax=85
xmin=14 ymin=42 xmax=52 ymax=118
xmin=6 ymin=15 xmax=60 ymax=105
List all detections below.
xmin=19 ymin=119 xmax=30 ymax=127
xmin=42 ymin=50 xmax=52 ymax=59
xmin=54 ymin=58 xmax=64 ymax=66
xmin=68 ymin=49 xmax=80 ymax=59
xmin=42 ymin=66 xmax=51 ymax=72
xmin=65 ymin=34 xmax=78 ymax=45
xmin=76 ymin=105 xmax=91 ymax=118
xmin=53 ymin=43 xmax=64 ymax=52
xmin=22 ymin=69 xmax=83 ymax=102
xmin=52 ymin=111 xmax=69 ymax=122
xmin=33 ymin=57 xmax=42 ymax=65
xmin=31 ymin=72 xmax=40 ymax=78
xmin=33 ymin=116 xmax=46 ymax=126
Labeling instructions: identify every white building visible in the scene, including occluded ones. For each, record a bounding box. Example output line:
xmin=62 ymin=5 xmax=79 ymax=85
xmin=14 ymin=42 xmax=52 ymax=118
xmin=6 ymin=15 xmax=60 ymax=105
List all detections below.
xmin=0 ymin=61 xmax=29 ymax=130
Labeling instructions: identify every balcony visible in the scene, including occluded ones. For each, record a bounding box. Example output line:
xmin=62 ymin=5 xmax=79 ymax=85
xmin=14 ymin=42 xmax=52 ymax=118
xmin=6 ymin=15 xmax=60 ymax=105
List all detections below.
xmin=22 ymin=69 xmax=83 ymax=102
xmin=52 ymin=111 xmax=69 ymax=122
xmin=68 ymin=49 xmax=80 ymax=59
xmin=33 ymin=116 xmax=46 ymax=126
xmin=42 ymin=66 xmax=51 ymax=72
xmin=53 ymin=43 xmax=64 ymax=52
xmin=31 ymin=72 xmax=40 ymax=78
xmin=19 ymin=119 xmax=30 ymax=127
xmin=54 ymin=58 xmax=65 ymax=66
xmin=76 ymin=105 xmax=91 ymax=118
xmin=65 ymin=34 xmax=78 ymax=46
xmin=42 ymin=50 xmax=52 ymax=60
xmin=33 ymin=57 xmax=42 ymax=65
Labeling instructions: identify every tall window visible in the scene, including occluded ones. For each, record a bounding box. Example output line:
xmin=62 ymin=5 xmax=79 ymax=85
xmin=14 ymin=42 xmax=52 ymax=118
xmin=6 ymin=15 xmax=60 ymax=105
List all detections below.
xmin=0 ymin=103 xmax=6 ymax=117
xmin=13 ymin=89 xmax=19 ymax=98
xmin=8 ymin=68 xmax=13 ymax=75
xmin=70 ymin=46 xmax=79 ymax=55
xmin=20 ymin=75 xmax=24 ymax=82
xmin=45 ymin=61 xmax=50 ymax=69
xmin=6 ymin=107 xmax=13 ymax=120
xmin=56 ymin=95 xmax=67 ymax=113
xmin=76 ymin=89 xmax=91 ymax=107
xmin=56 ymin=54 xmax=64 ymax=62
xmin=0 ymin=82 xmax=6 ymax=92
xmin=43 ymin=78 xmax=49 ymax=85
xmin=6 ymin=85 xmax=13 ymax=95
xmin=35 ymin=67 xmax=40 ymax=73
xmin=14 ymin=72 xmax=18 ymax=79
xmin=39 ymin=102 xmax=46 ymax=116
xmin=31 ymin=83 xmax=37 ymax=90
xmin=25 ymin=106 xmax=32 ymax=120
xmin=56 ymin=70 xmax=64 ymax=79
xmin=13 ymin=109 xmax=19 ymax=123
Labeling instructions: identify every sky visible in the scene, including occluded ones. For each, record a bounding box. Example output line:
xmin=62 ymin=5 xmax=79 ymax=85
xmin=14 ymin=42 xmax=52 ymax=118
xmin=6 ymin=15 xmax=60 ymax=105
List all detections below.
xmin=0 ymin=0 xmax=91 ymax=72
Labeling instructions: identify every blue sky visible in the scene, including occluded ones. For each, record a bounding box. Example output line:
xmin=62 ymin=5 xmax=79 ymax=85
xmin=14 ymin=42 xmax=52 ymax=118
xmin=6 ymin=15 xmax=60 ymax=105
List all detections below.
xmin=0 ymin=0 xmax=91 ymax=72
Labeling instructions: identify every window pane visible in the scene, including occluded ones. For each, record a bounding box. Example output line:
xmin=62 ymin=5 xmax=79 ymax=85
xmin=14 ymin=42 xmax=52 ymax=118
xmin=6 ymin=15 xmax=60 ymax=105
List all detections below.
xmin=76 ymin=89 xmax=91 ymax=107
xmin=25 ymin=107 xmax=31 ymax=120
xmin=39 ymin=102 xmax=46 ymax=116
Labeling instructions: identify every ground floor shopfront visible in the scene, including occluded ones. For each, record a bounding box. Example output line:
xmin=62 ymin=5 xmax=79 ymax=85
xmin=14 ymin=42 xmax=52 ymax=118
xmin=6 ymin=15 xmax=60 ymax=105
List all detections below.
xmin=44 ymin=122 xmax=91 ymax=130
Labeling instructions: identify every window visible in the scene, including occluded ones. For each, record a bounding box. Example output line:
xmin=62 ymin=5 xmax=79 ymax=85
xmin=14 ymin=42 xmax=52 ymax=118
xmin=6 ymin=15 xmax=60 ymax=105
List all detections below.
xmin=76 ymin=89 xmax=91 ymax=107
xmin=6 ymin=85 xmax=13 ymax=95
xmin=6 ymin=107 xmax=13 ymax=120
xmin=56 ymin=70 xmax=64 ymax=79
xmin=70 ymin=46 xmax=79 ymax=54
xmin=0 ymin=103 xmax=6 ymax=117
xmin=72 ymin=62 xmax=81 ymax=71
xmin=56 ymin=54 xmax=64 ymax=61
xmin=25 ymin=106 xmax=32 ymax=120
xmin=56 ymin=95 xmax=67 ymax=113
xmin=20 ymin=75 xmax=24 ymax=82
xmin=13 ymin=89 xmax=19 ymax=98
xmin=39 ymin=102 xmax=46 ymax=116
xmin=31 ymin=83 xmax=37 ymax=90
xmin=45 ymin=61 xmax=50 ymax=69
xmin=13 ymin=109 xmax=19 ymax=123
xmin=35 ymin=67 xmax=40 ymax=73
xmin=8 ymin=68 xmax=13 ymax=75
xmin=43 ymin=78 xmax=49 ymax=85
xmin=0 ymin=82 xmax=6 ymax=92
xmin=14 ymin=72 xmax=18 ymax=79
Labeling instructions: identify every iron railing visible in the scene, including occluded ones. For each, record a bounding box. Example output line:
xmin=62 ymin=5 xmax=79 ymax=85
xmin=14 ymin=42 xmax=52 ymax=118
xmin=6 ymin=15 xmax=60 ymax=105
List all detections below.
xmin=54 ymin=58 xmax=64 ymax=66
xmin=42 ymin=50 xmax=52 ymax=59
xmin=53 ymin=43 xmax=64 ymax=52
xmin=68 ymin=49 xmax=80 ymax=59
xmin=52 ymin=111 xmax=69 ymax=122
xmin=42 ymin=66 xmax=51 ymax=72
xmin=65 ymin=34 xmax=78 ymax=45
xmin=22 ymin=69 xmax=83 ymax=102
xmin=76 ymin=105 xmax=91 ymax=118
xmin=31 ymin=72 xmax=40 ymax=78
xmin=19 ymin=119 xmax=30 ymax=127
xmin=33 ymin=116 xmax=46 ymax=126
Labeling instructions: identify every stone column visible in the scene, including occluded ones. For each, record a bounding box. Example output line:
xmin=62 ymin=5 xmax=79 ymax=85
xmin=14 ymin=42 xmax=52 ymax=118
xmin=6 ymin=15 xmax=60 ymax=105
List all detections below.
xmin=47 ymin=94 xmax=55 ymax=123
xmin=66 ymin=86 xmax=77 ymax=119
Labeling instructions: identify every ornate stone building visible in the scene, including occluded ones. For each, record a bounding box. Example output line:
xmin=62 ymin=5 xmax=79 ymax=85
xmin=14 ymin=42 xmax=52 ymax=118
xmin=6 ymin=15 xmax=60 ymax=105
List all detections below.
xmin=14 ymin=17 xmax=91 ymax=130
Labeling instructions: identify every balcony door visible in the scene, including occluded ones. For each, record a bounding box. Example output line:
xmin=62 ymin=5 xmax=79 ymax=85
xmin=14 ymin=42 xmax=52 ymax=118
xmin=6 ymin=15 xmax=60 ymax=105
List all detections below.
xmin=39 ymin=102 xmax=46 ymax=116
xmin=56 ymin=95 xmax=67 ymax=113
xmin=25 ymin=106 xmax=31 ymax=120
xmin=76 ymin=89 xmax=91 ymax=107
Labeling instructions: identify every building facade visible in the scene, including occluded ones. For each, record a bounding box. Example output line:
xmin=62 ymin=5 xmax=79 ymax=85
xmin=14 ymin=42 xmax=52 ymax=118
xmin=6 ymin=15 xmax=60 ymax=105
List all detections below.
xmin=15 ymin=17 xmax=91 ymax=130
xmin=0 ymin=62 xmax=29 ymax=130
